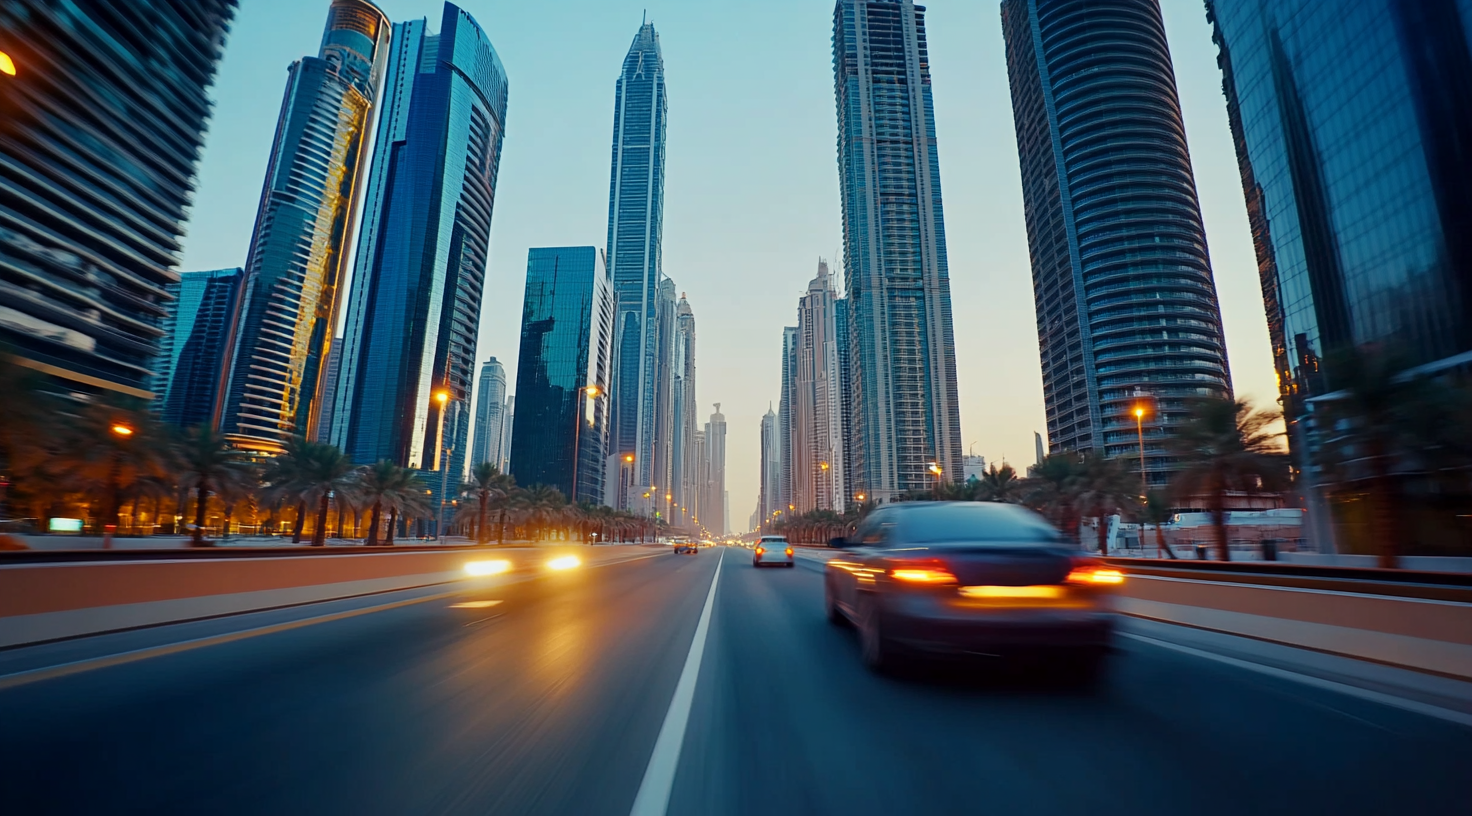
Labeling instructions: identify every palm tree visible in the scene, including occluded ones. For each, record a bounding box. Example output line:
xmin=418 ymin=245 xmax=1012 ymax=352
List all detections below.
xmin=53 ymin=400 xmax=169 ymax=533
xmin=294 ymin=443 xmax=356 ymax=547
xmin=1142 ymin=490 xmax=1177 ymax=559
xmin=1314 ymin=346 xmax=1472 ymax=567
xmin=260 ymin=437 xmax=316 ymax=543
xmin=466 ymin=462 xmax=512 ymax=545
xmin=1023 ymin=452 xmax=1086 ymax=541
xmin=354 ymin=461 xmax=425 ymax=546
xmin=1074 ymin=454 xmax=1140 ymax=556
xmin=977 ymin=463 xmax=1025 ymax=503
xmin=521 ymin=485 xmax=566 ymax=540
xmin=176 ymin=426 xmax=255 ymax=546
xmin=1168 ymin=397 xmax=1287 ymax=561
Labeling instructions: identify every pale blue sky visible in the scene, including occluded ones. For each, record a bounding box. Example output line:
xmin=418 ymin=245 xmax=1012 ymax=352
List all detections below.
xmin=180 ymin=0 xmax=1275 ymax=528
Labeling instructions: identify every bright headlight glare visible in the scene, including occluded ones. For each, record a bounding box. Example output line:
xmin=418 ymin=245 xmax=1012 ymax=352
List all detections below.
xmin=464 ymin=559 xmax=511 ymax=577
xmin=547 ymin=555 xmax=581 ymax=571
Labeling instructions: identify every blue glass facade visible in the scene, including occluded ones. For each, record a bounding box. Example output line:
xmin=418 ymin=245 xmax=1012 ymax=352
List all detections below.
xmin=0 ymin=0 xmax=235 ymax=400
xmin=218 ymin=0 xmax=390 ymax=454
xmin=470 ymin=356 xmax=507 ymax=469
xmin=508 ymin=247 xmax=614 ymax=504
xmin=151 ymin=268 xmax=244 ymax=429
xmin=331 ymin=2 xmax=508 ymax=489
xmin=1208 ymin=0 xmax=1472 ymax=454
xmin=833 ymin=0 xmax=964 ymax=500
xmin=1001 ymin=0 xmax=1231 ymax=487
xmin=605 ymin=23 xmax=668 ymax=499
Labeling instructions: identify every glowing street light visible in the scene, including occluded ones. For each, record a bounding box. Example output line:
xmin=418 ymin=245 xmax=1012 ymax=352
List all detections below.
xmin=111 ymin=424 xmax=134 ymax=437
xmin=0 ymin=52 xmax=15 ymax=77
xmin=584 ymin=385 xmax=601 ymax=398
xmin=1134 ymin=404 xmax=1148 ymax=496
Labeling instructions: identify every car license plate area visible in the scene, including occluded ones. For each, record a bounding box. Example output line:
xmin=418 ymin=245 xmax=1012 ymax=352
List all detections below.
xmin=956 ymin=585 xmax=1082 ymax=608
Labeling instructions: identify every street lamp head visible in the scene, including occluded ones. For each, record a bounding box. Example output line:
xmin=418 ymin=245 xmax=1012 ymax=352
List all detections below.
xmin=111 ymin=424 xmax=134 ymax=437
xmin=928 ymin=462 xmax=942 ymax=475
xmin=1134 ymin=406 xmax=1145 ymax=419
xmin=0 ymin=52 xmax=15 ymax=77
xmin=820 ymin=462 xmax=829 ymax=470
xmin=584 ymin=385 xmax=601 ymax=397
xmin=856 ymin=493 xmax=866 ymax=501
xmin=624 ymin=454 xmax=634 ymax=462
xmin=435 ymin=390 xmax=449 ymax=405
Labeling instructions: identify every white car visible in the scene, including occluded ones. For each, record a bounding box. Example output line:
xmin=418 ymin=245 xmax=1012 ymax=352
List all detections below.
xmin=753 ymin=536 xmax=794 ymax=568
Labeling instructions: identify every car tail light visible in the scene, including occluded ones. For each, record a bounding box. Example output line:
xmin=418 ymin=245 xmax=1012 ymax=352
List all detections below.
xmin=889 ymin=565 xmax=957 ymax=584
xmin=785 ymin=547 xmax=793 ymax=556
xmin=755 ymin=546 xmax=765 ymax=555
xmin=1067 ymin=564 xmax=1125 ymax=585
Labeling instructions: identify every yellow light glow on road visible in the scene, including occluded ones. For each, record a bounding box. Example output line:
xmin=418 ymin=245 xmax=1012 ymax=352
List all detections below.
xmin=449 ymin=600 xmax=503 ymax=608
xmin=547 ymin=555 xmax=581 ymax=571
xmin=464 ymin=559 xmax=511 ymax=576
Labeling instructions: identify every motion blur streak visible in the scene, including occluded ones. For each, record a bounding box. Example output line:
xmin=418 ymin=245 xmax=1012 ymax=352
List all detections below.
xmin=464 ymin=560 xmax=512 ymax=576
xmin=547 ymin=555 xmax=582 ymax=571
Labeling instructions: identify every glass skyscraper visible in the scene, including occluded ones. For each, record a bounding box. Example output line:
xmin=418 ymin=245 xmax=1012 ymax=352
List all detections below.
xmin=508 ymin=247 xmax=614 ymax=505
xmin=218 ymin=0 xmax=391 ymax=454
xmin=330 ymin=3 xmax=508 ymax=486
xmin=152 ymin=268 xmax=245 ymax=429
xmin=605 ymin=22 xmax=669 ymax=504
xmin=1001 ymin=0 xmax=1231 ymax=487
xmin=833 ymin=0 xmax=964 ymax=501
xmin=0 ymin=0 xmax=235 ymax=400
xmin=671 ymin=294 xmax=698 ymax=529
xmin=471 ymin=357 xmax=508 ymax=470
xmin=1208 ymin=0 xmax=1472 ymax=548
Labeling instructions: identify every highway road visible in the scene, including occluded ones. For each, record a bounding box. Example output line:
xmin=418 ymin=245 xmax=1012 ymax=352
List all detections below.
xmin=0 ymin=545 xmax=1467 ymax=815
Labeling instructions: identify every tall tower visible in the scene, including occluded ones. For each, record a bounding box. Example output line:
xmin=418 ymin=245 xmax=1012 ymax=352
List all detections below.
xmin=650 ymin=276 xmax=677 ymax=520
xmin=471 ymin=357 xmax=508 ymax=469
xmin=703 ymin=403 xmax=727 ymax=536
xmin=759 ymin=406 xmax=781 ymax=526
xmin=671 ymin=294 xmax=698 ymax=528
xmin=605 ymin=22 xmax=669 ymax=505
xmin=833 ymin=0 xmax=963 ymax=502
xmin=330 ymin=2 xmax=509 ymax=485
xmin=1002 ymin=0 xmax=1230 ymax=487
xmin=507 ymin=247 xmax=614 ymax=505
xmin=152 ymin=269 xmax=245 ymax=429
xmin=0 ymin=0 xmax=235 ymax=402
xmin=218 ymin=0 xmax=391 ymax=453
xmin=795 ymin=260 xmax=847 ymax=512
xmin=779 ymin=325 xmax=799 ymax=512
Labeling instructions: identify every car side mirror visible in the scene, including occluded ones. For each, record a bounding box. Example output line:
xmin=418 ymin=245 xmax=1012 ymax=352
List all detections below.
xmin=828 ymin=536 xmax=848 ymax=549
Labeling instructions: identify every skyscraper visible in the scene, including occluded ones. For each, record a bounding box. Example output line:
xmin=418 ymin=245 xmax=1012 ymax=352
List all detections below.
xmin=1208 ymin=0 xmax=1472 ymax=547
xmin=330 ymin=3 xmax=508 ymax=486
xmin=1001 ymin=0 xmax=1231 ymax=487
xmin=499 ymin=394 xmax=514 ymax=471
xmin=151 ymin=269 xmax=245 ymax=429
xmin=779 ymin=325 xmax=799 ymax=511
xmin=833 ymin=0 xmax=964 ymax=502
xmin=606 ymin=22 xmax=669 ymax=506
xmin=217 ymin=0 xmax=391 ymax=454
xmin=471 ymin=357 xmax=508 ymax=469
xmin=650 ymin=276 xmax=677 ymax=520
xmin=701 ymin=404 xmax=727 ymax=536
xmin=671 ymin=294 xmax=698 ymax=529
xmin=0 ymin=0 xmax=235 ymax=400
xmin=794 ymin=261 xmax=847 ymax=512
xmin=507 ymin=247 xmax=614 ymax=505
xmin=760 ymin=406 xmax=781 ymax=526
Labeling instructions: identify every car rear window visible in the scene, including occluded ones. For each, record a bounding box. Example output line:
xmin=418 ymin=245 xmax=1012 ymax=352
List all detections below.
xmin=901 ymin=504 xmax=1062 ymax=545
xmin=760 ymin=537 xmax=787 ymax=543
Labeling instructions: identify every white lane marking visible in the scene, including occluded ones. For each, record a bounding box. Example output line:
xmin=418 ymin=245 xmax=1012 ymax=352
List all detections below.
xmin=1122 ymin=632 xmax=1472 ymax=729
xmin=629 ymin=550 xmax=725 ymax=816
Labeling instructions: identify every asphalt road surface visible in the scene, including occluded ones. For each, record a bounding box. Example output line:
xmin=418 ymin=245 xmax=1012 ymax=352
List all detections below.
xmin=1 ymin=546 xmax=1467 ymax=815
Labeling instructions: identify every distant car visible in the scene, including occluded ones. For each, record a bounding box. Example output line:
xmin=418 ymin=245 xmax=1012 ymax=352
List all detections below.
xmin=824 ymin=502 xmax=1120 ymax=680
xmin=673 ymin=541 xmax=697 ymax=554
xmin=753 ymin=535 xmax=794 ymax=568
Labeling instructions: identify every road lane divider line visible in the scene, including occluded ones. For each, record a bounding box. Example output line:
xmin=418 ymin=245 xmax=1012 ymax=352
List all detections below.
xmin=629 ymin=550 xmax=724 ymax=816
xmin=1121 ymin=632 xmax=1472 ymax=728
xmin=0 ymin=551 xmax=665 ymax=691
xmin=0 ymin=588 xmax=467 ymax=693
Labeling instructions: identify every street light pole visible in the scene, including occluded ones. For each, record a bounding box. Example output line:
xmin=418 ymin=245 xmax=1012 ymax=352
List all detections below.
xmin=1134 ymin=406 xmax=1147 ymax=497
xmin=434 ymin=390 xmax=453 ymax=541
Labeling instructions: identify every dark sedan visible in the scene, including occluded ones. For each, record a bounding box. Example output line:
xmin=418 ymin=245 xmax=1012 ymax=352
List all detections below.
xmin=824 ymin=502 xmax=1122 ymax=679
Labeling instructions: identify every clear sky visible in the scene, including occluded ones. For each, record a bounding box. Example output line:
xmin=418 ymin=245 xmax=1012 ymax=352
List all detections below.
xmin=180 ymin=0 xmax=1277 ymax=531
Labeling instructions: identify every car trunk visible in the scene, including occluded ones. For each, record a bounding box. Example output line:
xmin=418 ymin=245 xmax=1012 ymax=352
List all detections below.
xmin=930 ymin=546 xmax=1075 ymax=587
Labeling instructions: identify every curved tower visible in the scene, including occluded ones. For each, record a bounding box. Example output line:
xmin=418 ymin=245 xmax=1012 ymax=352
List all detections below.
xmin=218 ymin=0 xmax=391 ymax=453
xmin=1002 ymin=0 xmax=1230 ymax=487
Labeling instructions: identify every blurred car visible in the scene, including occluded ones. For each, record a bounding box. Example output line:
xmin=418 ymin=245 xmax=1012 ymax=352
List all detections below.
xmin=823 ymin=502 xmax=1120 ymax=679
xmin=753 ymin=536 xmax=794 ymax=568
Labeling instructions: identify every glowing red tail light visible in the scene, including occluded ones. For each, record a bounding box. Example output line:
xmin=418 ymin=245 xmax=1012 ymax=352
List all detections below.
xmin=1066 ymin=563 xmax=1125 ymax=585
xmin=755 ymin=546 xmax=765 ymax=555
xmin=785 ymin=547 xmax=793 ymax=556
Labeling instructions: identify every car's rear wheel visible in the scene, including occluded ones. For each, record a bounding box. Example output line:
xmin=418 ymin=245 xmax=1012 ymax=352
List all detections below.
xmin=857 ymin=595 xmax=900 ymax=673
